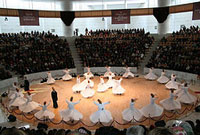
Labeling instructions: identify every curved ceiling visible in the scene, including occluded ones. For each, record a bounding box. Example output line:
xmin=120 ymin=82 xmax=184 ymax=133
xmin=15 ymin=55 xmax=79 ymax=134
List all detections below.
xmin=0 ymin=0 xmax=199 ymax=11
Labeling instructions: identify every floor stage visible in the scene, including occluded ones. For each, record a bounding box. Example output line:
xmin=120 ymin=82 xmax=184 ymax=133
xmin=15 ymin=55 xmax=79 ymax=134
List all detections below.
xmin=3 ymin=76 xmax=198 ymax=130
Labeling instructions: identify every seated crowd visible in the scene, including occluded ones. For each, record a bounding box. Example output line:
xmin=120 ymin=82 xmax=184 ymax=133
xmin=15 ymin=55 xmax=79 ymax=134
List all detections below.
xmin=0 ymin=67 xmax=11 ymax=80
xmin=146 ymin=26 xmax=200 ymax=75
xmin=0 ymin=31 xmax=75 ymax=75
xmin=75 ymin=29 xmax=154 ymax=67
xmin=1 ymin=119 xmax=200 ymax=135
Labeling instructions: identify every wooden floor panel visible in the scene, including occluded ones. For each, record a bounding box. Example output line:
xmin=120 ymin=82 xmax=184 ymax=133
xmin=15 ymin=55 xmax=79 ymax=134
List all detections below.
xmin=3 ymin=76 xmax=197 ymax=130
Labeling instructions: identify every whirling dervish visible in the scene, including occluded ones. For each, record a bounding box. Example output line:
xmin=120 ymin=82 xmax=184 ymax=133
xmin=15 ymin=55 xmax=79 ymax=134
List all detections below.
xmin=34 ymin=101 xmax=55 ymax=120
xmin=122 ymin=66 xmax=134 ymax=78
xmin=19 ymin=92 xmax=39 ymax=113
xmin=59 ymin=97 xmax=83 ymax=122
xmin=165 ymin=74 xmax=179 ymax=90
xmin=106 ymin=72 xmax=115 ymax=88
xmin=140 ymin=93 xmax=163 ymax=117
xmin=8 ymin=82 xmax=18 ymax=99
xmin=122 ymin=98 xmax=143 ymax=122
xmin=62 ymin=68 xmax=72 ymax=81
xmin=84 ymin=66 xmax=94 ymax=79
xmin=112 ymin=77 xmax=126 ymax=95
xmin=80 ymin=72 xmax=94 ymax=89
xmin=104 ymin=66 xmax=115 ymax=78
xmin=9 ymin=88 xmax=26 ymax=108
xmin=160 ymin=90 xmax=181 ymax=111
xmin=47 ymin=72 xmax=55 ymax=85
xmin=157 ymin=69 xmax=169 ymax=84
xmin=80 ymin=81 xmax=95 ymax=98
xmin=176 ymin=83 xmax=197 ymax=104
xmin=97 ymin=76 xmax=109 ymax=92
xmin=144 ymin=67 xmax=157 ymax=80
xmin=90 ymin=99 xmax=113 ymax=123
xmin=72 ymin=75 xmax=84 ymax=93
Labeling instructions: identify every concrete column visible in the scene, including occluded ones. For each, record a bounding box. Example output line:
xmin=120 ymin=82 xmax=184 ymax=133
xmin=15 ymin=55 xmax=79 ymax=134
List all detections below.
xmin=61 ymin=1 xmax=74 ymax=37
xmin=157 ymin=0 xmax=170 ymax=35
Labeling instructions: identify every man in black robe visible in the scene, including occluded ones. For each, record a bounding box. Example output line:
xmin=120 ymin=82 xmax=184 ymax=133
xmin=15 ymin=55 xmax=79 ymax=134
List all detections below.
xmin=24 ymin=76 xmax=30 ymax=91
xmin=51 ymin=87 xmax=58 ymax=108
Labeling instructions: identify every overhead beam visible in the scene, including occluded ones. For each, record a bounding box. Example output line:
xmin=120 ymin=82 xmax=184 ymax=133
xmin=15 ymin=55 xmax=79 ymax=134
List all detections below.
xmin=0 ymin=3 xmax=194 ymax=18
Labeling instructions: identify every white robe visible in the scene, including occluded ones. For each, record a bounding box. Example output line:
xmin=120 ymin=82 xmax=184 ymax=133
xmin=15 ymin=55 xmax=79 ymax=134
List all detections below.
xmin=160 ymin=92 xmax=181 ymax=111
xmin=106 ymin=75 xmax=115 ymax=88
xmin=72 ymin=77 xmax=84 ymax=92
xmin=104 ymin=67 xmax=115 ymax=78
xmin=165 ymin=75 xmax=178 ymax=89
xmin=81 ymin=84 xmax=95 ymax=98
xmin=122 ymin=101 xmax=143 ymax=121
xmin=140 ymin=97 xmax=163 ymax=117
xmin=157 ymin=72 xmax=169 ymax=84
xmin=62 ymin=70 xmax=72 ymax=81
xmin=8 ymin=84 xmax=19 ymax=99
xmin=19 ymin=94 xmax=39 ymax=113
xmin=47 ymin=72 xmax=55 ymax=84
xmin=9 ymin=91 xmax=26 ymax=107
xmin=34 ymin=103 xmax=55 ymax=120
xmin=122 ymin=67 xmax=134 ymax=78
xmin=59 ymin=100 xmax=83 ymax=122
xmin=84 ymin=68 xmax=94 ymax=78
xmin=112 ymin=78 xmax=125 ymax=95
xmin=144 ymin=68 xmax=157 ymax=80
xmin=177 ymin=86 xmax=197 ymax=104
xmin=97 ymin=78 xmax=109 ymax=92
xmin=80 ymin=76 xmax=94 ymax=89
xmin=90 ymin=101 xmax=113 ymax=123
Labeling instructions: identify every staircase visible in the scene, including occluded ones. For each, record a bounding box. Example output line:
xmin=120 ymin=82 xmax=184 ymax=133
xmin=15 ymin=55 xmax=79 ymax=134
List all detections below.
xmin=66 ymin=37 xmax=84 ymax=75
xmin=138 ymin=34 xmax=163 ymax=74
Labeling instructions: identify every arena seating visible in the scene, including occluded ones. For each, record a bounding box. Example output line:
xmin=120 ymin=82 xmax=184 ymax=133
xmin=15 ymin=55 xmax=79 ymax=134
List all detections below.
xmin=146 ymin=26 xmax=200 ymax=75
xmin=75 ymin=29 xmax=154 ymax=67
xmin=0 ymin=119 xmax=200 ymax=135
xmin=0 ymin=31 xmax=75 ymax=75
xmin=0 ymin=67 xmax=11 ymax=80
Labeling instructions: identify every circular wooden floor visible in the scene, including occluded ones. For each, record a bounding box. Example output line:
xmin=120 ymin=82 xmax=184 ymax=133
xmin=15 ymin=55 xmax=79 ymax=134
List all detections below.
xmin=4 ymin=76 xmax=198 ymax=130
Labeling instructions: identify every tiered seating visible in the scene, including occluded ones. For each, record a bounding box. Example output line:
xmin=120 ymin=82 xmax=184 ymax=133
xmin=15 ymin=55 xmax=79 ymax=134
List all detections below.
xmin=0 ymin=32 xmax=75 ymax=75
xmin=75 ymin=29 xmax=154 ymax=67
xmin=0 ymin=67 xmax=11 ymax=80
xmin=147 ymin=26 xmax=200 ymax=74
xmin=0 ymin=119 xmax=200 ymax=135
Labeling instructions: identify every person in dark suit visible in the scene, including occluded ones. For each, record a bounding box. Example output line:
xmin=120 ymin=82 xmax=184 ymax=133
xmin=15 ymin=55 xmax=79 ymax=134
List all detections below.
xmin=51 ymin=87 xmax=58 ymax=108
xmin=24 ymin=76 xmax=30 ymax=91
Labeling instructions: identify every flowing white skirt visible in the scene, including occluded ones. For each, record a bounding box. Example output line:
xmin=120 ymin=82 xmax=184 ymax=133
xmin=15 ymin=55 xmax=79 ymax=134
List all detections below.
xmin=160 ymin=98 xmax=181 ymax=111
xmin=72 ymin=83 xmax=84 ymax=92
xmin=104 ymin=72 xmax=115 ymax=78
xmin=123 ymin=72 xmax=134 ymax=78
xmin=90 ymin=110 xmax=113 ymax=123
xmin=112 ymin=85 xmax=126 ymax=95
xmin=62 ymin=74 xmax=72 ymax=81
xmin=177 ymin=92 xmax=197 ymax=104
xmin=157 ymin=76 xmax=169 ymax=84
xmin=9 ymin=92 xmax=24 ymax=100
xmin=140 ymin=103 xmax=163 ymax=117
xmin=97 ymin=83 xmax=109 ymax=92
xmin=106 ymin=79 xmax=115 ymax=88
xmin=60 ymin=108 xmax=83 ymax=122
xmin=80 ymin=79 xmax=94 ymax=88
xmin=144 ymin=72 xmax=157 ymax=80
xmin=47 ymin=77 xmax=55 ymax=84
xmin=9 ymin=97 xmax=26 ymax=107
xmin=34 ymin=110 xmax=55 ymax=120
xmin=81 ymin=88 xmax=95 ymax=98
xmin=19 ymin=101 xmax=40 ymax=113
xmin=84 ymin=72 xmax=94 ymax=78
xmin=165 ymin=81 xmax=178 ymax=89
xmin=122 ymin=108 xmax=143 ymax=121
